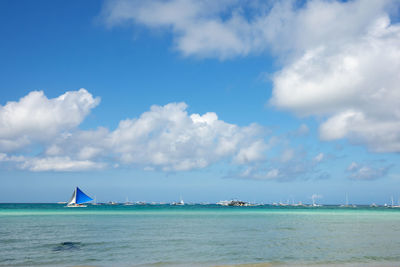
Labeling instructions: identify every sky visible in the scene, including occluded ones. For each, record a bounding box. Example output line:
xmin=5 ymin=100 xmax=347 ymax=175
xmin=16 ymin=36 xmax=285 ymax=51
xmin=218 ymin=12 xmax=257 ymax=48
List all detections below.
xmin=0 ymin=0 xmax=399 ymax=204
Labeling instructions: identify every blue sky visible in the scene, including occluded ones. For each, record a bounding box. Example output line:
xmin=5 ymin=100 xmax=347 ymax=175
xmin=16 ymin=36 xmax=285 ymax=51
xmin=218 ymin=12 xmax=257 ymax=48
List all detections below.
xmin=0 ymin=0 xmax=399 ymax=204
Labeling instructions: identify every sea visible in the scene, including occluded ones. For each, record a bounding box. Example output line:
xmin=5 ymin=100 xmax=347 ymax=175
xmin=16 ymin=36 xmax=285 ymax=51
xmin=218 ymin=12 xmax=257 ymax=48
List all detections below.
xmin=1 ymin=204 xmax=400 ymax=267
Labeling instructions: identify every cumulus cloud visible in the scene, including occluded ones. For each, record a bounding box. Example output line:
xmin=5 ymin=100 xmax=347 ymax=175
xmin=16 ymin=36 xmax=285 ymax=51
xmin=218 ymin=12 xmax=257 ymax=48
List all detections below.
xmin=101 ymin=0 xmax=400 ymax=153
xmin=0 ymin=89 xmax=100 ymax=152
xmin=108 ymin=102 xmax=268 ymax=171
xmin=267 ymin=1 xmax=400 ymax=153
xmin=271 ymin=15 xmax=400 ymax=152
xmin=1 ymin=93 xmax=270 ymax=172
xmin=347 ymin=161 xmax=391 ymax=180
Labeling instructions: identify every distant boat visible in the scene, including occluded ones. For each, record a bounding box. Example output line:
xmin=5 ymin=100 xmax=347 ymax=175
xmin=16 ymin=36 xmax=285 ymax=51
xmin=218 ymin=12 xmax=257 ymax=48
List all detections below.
xmin=311 ymin=195 xmax=322 ymax=207
xmin=311 ymin=203 xmax=322 ymax=207
xmin=124 ymin=197 xmax=134 ymax=206
xmin=390 ymin=196 xmax=400 ymax=208
xmin=228 ymin=200 xmax=250 ymax=206
xmin=216 ymin=200 xmax=250 ymax=206
xmin=67 ymin=187 xmax=93 ymax=207
xmin=217 ymin=200 xmax=231 ymax=206
xmin=171 ymin=196 xmax=184 ymax=206
xmin=339 ymin=193 xmax=356 ymax=207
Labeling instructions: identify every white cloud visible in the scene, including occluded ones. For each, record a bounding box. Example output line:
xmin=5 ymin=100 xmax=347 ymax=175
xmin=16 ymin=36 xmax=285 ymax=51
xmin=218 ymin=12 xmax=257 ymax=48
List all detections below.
xmin=270 ymin=14 xmax=400 ymax=114
xmin=0 ymin=89 xmax=100 ymax=152
xmin=108 ymin=102 xmax=268 ymax=171
xmin=239 ymin=166 xmax=281 ymax=181
xmin=21 ymin=157 xmax=105 ymax=172
xmin=1 ymin=95 xmax=270 ymax=172
xmin=265 ymin=169 xmax=280 ymax=179
xmin=102 ymin=0 xmax=258 ymax=59
xmin=268 ymin=5 xmax=400 ymax=153
xmin=234 ymin=140 xmax=268 ymax=164
xmin=314 ymin=153 xmax=324 ymax=163
xmin=0 ymin=154 xmax=104 ymax=172
xmin=347 ymin=161 xmax=391 ymax=180
xmin=347 ymin=162 xmax=359 ymax=171
xmin=271 ymin=15 xmax=400 ymax=152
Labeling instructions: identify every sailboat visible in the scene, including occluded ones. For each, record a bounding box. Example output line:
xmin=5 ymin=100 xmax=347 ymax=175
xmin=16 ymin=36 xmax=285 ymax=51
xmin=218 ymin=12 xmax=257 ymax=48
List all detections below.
xmin=124 ymin=197 xmax=134 ymax=206
xmin=340 ymin=194 xmax=350 ymax=207
xmin=339 ymin=193 xmax=356 ymax=208
xmin=311 ymin=195 xmax=322 ymax=207
xmin=171 ymin=196 xmax=184 ymax=206
xmin=67 ymin=187 xmax=93 ymax=207
xmin=391 ymin=196 xmax=400 ymax=208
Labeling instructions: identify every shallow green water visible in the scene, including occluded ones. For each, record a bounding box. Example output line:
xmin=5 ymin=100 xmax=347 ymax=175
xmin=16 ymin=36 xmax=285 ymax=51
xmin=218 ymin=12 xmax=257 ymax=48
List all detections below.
xmin=1 ymin=204 xmax=400 ymax=266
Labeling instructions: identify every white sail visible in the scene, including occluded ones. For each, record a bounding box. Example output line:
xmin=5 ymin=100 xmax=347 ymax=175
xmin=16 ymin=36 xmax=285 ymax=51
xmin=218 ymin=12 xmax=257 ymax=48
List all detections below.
xmin=67 ymin=188 xmax=77 ymax=206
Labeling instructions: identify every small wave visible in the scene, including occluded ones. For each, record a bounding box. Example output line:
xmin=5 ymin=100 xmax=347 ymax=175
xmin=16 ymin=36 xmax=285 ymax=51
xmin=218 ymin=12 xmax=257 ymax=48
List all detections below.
xmin=0 ymin=238 xmax=19 ymax=244
xmin=52 ymin=241 xmax=82 ymax=251
xmin=0 ymin=258 xmax=15 ymax=263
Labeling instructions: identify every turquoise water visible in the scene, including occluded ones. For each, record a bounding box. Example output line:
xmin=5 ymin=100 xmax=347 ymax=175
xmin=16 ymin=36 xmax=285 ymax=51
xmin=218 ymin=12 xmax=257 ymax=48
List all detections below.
xmin=1 ymin=204 xmax=400 ymax=266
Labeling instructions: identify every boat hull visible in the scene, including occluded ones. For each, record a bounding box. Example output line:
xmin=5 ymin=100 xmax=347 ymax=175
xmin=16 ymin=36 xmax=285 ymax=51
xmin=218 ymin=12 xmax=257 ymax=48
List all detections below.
xmin=66 ymin=204 xmax=87 ymax=208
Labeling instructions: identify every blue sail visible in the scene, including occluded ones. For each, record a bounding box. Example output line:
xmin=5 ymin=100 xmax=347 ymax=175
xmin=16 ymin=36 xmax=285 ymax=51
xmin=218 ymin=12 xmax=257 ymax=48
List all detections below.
xmin=75 ymin=187 xmax=93 ymax=204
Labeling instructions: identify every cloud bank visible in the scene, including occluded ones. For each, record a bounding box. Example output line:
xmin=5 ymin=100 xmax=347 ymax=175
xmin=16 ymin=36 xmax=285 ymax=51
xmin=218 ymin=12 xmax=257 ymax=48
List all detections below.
xmin=102 ymin=0 xmax=400 ymax=153
xmin=0 ymin=90 xmax=326 ymax=180
xmin=0 ymin=90 xmax=271 ymax=173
